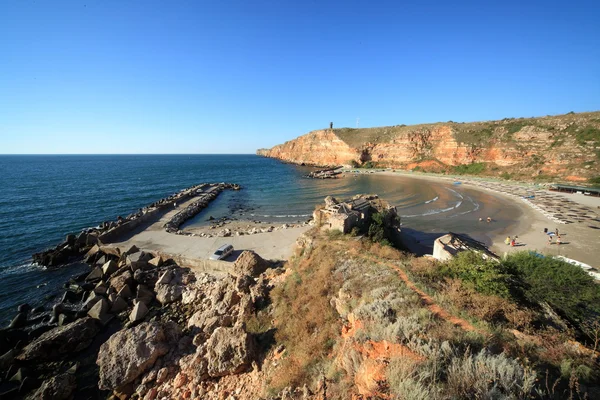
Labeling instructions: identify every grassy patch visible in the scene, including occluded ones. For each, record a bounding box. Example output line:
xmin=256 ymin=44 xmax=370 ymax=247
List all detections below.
xmin=453 ymin=162 xmax=486 ymax=175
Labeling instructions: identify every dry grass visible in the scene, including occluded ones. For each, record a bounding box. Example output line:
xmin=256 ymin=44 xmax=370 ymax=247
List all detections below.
xmin=268 ymin=237 xmax=345 ymax=391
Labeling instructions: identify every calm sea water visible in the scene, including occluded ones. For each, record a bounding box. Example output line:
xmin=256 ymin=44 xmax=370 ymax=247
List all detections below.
xmin=0 ymin=155 xmax=520 ymax=325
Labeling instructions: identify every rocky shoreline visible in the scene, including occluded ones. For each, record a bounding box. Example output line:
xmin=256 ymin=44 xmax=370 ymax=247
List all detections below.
xmin=2 ymin=239 xmax=278 ymax=399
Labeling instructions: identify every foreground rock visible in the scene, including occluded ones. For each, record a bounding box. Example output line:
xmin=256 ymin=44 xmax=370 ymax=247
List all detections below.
xmin=205 ymin=326 xmax=257 ymax=377
xmin=18 ymin=317 xmax=99 ymax=361
xmin=233 ymin=250 xmax=270 ymax=277
xmin=97 ymin=321 xmax=171 ymax=391
xmin=30 ymin=373 xmax=76 ymax=400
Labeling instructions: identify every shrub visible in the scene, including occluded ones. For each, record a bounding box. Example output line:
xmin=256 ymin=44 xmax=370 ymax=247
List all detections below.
xmin=446 ymin=349 xmax=536 ymax=399
xmin=440 ymin=252 xmax=514 ymax=298
xmin=501 ymin=252 xmax=600 ymax=326
xmin=453 ymin=162 xmax=486 ymax=175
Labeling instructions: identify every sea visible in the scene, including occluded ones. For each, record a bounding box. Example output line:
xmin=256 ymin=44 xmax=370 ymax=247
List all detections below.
xmin=0 ymin=154 xmax=520 ymax=325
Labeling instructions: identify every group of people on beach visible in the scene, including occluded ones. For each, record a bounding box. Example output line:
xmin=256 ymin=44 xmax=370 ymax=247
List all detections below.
xmin=546 ymin=228 xmax=562 ymax=245
xmin=505 ymin=235 xmax=518 ymax=246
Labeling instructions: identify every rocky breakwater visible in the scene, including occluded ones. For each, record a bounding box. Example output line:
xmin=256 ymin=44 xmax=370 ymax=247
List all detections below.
xmin=1 ymin=240 xmax=278 ymax=399
xmin=164 ymin=182 xmax=241 ymax=234
xmin=32 ymin=183 xmax=234 ymax=267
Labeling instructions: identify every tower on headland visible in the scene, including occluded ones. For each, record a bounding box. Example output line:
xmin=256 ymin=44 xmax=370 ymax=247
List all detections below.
xmin=329 ymin=122 xmax=333 ymax=130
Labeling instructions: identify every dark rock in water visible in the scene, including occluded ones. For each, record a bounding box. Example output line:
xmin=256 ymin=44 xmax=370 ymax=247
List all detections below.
xmin=17 ymin=317 xmax=100 ymax=361
xmin=8 ymin=312 xmax=27 ymax=329
xmin=65 ymin=234 xmax=76 ymax=247
xmin=0 ymin=348 xmax=15 ymax=372
xmin=33 ymin=373 xmax=76 ymax=399
xmin=61 ymin=290 xmax=80 ymax=304
xmin=17 ymin=304 xmax=31 ymax=313
xmin=19 ymin=376 xmax=38 ymax=394
xmin=58 ymin=314 xmax=71 ymax=327
xmin=28 ymin=325 xmax=53 ymax=341
xmin=85 ymin=267 xmax=103 ymax=282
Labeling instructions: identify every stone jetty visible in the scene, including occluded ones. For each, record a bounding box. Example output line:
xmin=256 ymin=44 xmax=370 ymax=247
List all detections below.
xmin=2 ymin=241 xmax=273 ymax=398
xmin=32 ymin=182 xmax=241 ymax=267
xmin=304 ymin=166 xmax=343 ymax=179
xmin=163 ymin=183 xmax=240 ymax=233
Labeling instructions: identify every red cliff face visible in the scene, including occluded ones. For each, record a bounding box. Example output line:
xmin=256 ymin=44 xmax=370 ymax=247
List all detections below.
xmin=257 ymin=130 xmax=359 ymax=166
xmin=257 ymin=112 xmax=600 ymax=181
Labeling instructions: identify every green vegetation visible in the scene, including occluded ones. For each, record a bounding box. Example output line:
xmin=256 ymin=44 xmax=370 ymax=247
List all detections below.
xmin=452 ymin=162 xmax=486 ymax=175
xmin=589 ymin=176 xmax=600 ymax=187
xmin=362 ymin=161 xmax=376 ymax=169
xmin=440 ymin=252 xmax=514 ymax=298
xmin=500 ymin=172 xmax=513 ymax=180
xmin=502 ymin=252 xmax=600 ymax=325
xmin=417 ymin=251 xmax=600 ymax=335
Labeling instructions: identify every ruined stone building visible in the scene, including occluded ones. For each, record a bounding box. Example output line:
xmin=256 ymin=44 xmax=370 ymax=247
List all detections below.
xmin=314 ymin=195 xmax=400 ymax=236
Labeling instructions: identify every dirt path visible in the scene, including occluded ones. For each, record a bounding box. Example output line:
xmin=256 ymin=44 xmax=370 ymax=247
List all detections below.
xmin=367 ymin=256 xmax=485 ymax=335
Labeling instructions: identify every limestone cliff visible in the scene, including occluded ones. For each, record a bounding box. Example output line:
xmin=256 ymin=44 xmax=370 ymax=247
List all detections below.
xmin=257 ymin=111 xmax=600 ymax=182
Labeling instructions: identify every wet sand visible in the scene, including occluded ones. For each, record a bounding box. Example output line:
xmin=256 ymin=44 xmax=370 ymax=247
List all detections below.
xmin=372 ymin=170 xmax=600 ymax=268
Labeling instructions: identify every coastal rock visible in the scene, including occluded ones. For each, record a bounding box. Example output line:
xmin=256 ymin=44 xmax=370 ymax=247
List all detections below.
xmin=8 ymin=312 xmax=27 ymax=329
xmin=88 ymin=298 xmax=111 ymax=324
xmin=85 ymin=267 xmax=103 ymax=282
xmin=136 ymin=284 xmax=155 ymax=305
xmin=155 ymin=283 xmax=183 ymax=305
xmin=31 ymin=373 xmax=76 ymax=400
xmin=18 ymin=317 xmax=99 ymax=361
xmin=205 ymin=326 xmax=256 ymax=377
xmin=148 ymin=256 xmax=163 ymax=268
xmin=101 ymin=260 xmax=118 ymax=277
xmin=127 ymin=252 xmax=149 ymax=271
xmin=118 ymin=283 xmax=133 ymax=299
xmin=233 ymin=250 xmax=270 ymax=277
xmin=110 ymin=270 xmax=134 ymax=292
xmin=110 ymin=296 xmax=128 ymax=314
xmin=97 ymin=322 xmax=170 ymax=391
xmin=130 ymin=301 xmax=149 ymax=322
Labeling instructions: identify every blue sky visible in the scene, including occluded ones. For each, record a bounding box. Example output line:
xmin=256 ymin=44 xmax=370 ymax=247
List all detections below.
xmin=1 ymin=0 xmax=598 ymax=154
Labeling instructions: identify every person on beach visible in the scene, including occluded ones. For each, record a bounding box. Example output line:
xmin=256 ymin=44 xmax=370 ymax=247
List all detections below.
xmin=486 ymin=217 xmax=492 ymax=223
xmin=555 ymin=228 xmax=559 ymax=235
xmin=510 ymin=238 xmax=516 ymax=246
xmin=548 ymin=235 xmax=553 ymax=245
xmin=505 ymin=236 xmax=511 ymax=245
xmin=557 ymin=235 xmax=562 ymax=245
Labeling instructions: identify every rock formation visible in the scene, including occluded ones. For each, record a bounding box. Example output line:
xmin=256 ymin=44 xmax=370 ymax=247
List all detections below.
xmin=257 ymin=111 xmax=600 ymax=182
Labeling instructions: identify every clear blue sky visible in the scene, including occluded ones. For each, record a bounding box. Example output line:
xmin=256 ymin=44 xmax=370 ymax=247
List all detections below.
xmin=1 ymin=0 xmax=598 ymax=154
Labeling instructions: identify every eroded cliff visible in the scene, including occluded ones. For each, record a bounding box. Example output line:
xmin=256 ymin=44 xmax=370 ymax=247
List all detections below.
xmin=258 ymin=111 xmax=600 ymax=182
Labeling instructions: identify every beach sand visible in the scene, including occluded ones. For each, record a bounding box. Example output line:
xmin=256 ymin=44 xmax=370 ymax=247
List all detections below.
xmin=373 ymin=170 xmax=600 ymax=268
xmin=107 ymin=194 xmax=311 ymax=262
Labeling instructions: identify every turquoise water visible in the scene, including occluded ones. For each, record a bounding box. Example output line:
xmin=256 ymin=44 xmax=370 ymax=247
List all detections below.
xmin=0 ymin=155 xmax=520 ymax=324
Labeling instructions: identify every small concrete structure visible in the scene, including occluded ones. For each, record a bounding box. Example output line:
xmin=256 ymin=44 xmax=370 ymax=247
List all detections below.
xmin=433 ymin=232 xmax=499 ymax=261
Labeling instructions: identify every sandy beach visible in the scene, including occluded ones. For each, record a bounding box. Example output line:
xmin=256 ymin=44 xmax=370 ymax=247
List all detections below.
xmin=368 ymin=170 xmax=600 ymax=268
xmin=106 ymin=193 xmax=311 ymax=262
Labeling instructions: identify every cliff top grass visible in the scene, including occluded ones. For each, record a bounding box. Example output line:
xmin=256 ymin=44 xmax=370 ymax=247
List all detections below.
xmin=333 ymin=110 xmax=600 ymax=149
xmin=265 ymin=229 xmax=600 ymax=398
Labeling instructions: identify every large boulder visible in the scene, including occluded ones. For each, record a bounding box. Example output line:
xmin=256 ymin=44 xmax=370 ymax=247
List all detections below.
xmin=109 ymin=269 xmax=133 ymax=292
xmin=31 ymin=373 xmax=76 ymax=400
xmin=155 ymin=283 xmax=183 ymax=305
xmin=97 ymin=322 xmax=170 ymax=391
xmin=18 ymin=317 xmax=99 ymax=361
xmin=205 ymin=326 xmax=256 ymax=377
xmin=233 ymin=251 xmax=270 ymax=277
